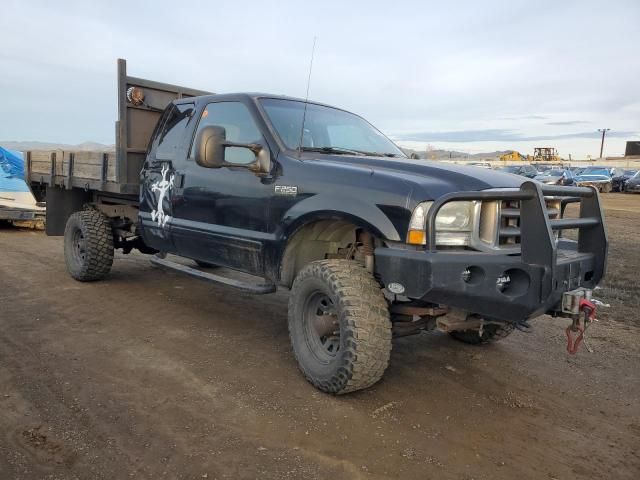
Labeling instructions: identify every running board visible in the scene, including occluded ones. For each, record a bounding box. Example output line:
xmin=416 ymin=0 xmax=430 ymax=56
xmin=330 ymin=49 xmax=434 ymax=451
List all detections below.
xmin=150 ymin=255 xmax=276 ymax=294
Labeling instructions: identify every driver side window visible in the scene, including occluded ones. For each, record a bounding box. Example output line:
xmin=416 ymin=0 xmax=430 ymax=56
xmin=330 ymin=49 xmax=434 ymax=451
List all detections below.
xmin=191 ymin=101 xmax=262 ymax=164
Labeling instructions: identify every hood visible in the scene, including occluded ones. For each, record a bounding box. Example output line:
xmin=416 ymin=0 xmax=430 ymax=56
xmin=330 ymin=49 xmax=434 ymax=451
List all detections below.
xmin=534 ymin=175 xmax=562 ymax=183
xmin=313 ymin=155 xmax=525 ymax=197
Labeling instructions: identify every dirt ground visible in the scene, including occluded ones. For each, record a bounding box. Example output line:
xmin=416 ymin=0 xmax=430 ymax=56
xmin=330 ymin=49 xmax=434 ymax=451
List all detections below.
xmin=1 ymin=194 xmax=639 ymax=480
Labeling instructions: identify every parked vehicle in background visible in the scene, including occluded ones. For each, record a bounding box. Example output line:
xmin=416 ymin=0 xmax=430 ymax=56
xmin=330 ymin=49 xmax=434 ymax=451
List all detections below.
xmin=531 ymin=162 xmax=565 ymax=172
xmin=624 ymin=171 xmax=640 ymax=193
xmin=0 ymin=146 xmax=45 ymax=221
xmin=569 ymin=166 xmax=585 ymax=176
xmin=534 ymin=168 xmax=575 ymax=186
xmin=469 ymin=162 xmax=492 ymax=169
xmin=26 ymin=60 xmax=609 ymax=394
xmin=574 ymin=166 xmax=613 ymax=193
xmin=495 ymin=164 xmax=539 ymax=178
xmin=612 ymin=169 xmax=638 ymax=192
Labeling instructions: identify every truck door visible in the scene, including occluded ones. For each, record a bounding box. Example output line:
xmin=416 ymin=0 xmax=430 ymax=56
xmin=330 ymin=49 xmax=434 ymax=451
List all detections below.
xmin=139 ymin=102 xmax=196 ymax=253
xmin=171 ymin=101 xmax=273 ymax=275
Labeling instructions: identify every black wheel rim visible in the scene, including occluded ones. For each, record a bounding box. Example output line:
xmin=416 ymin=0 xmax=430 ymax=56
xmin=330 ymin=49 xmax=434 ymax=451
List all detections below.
xmin=72 ymin=228 xmax=87 ymax=265
xmin=302 ymin=291 xmax=340 ymax=362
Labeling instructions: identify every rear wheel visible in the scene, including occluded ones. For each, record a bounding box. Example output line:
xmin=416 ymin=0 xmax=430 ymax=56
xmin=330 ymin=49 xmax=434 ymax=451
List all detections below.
xmin=450 ymin=323 xmax=514 ymax=345
xmin=288 ymin=260 xmax=392 ymax=394
xmin=64 ymin=210 xmax=114 ymax=281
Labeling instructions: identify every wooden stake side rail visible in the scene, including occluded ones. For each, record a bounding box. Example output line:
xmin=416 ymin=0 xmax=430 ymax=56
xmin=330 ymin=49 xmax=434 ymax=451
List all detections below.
xmin=26 ymin=150 xmax=138 ymax=195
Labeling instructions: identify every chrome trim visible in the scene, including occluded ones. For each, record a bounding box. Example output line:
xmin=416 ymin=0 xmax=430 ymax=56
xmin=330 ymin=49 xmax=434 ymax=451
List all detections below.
xmin=464 ymin=188 xmax=564 ymax=254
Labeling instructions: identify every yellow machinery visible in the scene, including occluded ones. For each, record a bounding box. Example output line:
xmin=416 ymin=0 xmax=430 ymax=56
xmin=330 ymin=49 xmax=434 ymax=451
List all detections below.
xmin=499 ymin=150 xmax=527 ymax=162
xmin=531 ymin=147 xmax=560 ymax=163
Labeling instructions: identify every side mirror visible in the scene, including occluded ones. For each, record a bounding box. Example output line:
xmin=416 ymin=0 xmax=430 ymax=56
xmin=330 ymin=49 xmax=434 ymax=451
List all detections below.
xmin=194 ymin=125 xmax=226 ymax=168
xmin=194 ymin=125 xmax=269 ymax=174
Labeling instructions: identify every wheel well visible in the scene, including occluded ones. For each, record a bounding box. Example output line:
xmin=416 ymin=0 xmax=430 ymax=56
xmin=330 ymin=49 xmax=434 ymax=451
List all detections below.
xmin=279 ymin=220 xmax=380 ymax=287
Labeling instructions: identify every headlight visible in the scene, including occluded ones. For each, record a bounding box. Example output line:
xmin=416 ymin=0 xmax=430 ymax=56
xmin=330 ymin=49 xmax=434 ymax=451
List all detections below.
xmin=435 ymin=201 xmax=474 ymax=231
xmin=407 ymin=200 xmax=475 ymax=246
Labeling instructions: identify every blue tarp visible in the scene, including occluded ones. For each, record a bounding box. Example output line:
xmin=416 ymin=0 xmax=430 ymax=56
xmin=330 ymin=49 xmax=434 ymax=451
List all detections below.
xmin=0 ymin=147 xmax=30 ymax=193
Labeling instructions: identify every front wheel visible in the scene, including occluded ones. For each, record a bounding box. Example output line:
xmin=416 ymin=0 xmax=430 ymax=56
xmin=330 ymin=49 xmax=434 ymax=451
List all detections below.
xmin=288 ymin=260 xmax=392 ymax=394
xmin=64 ymin=210 xmax=114 ymax=281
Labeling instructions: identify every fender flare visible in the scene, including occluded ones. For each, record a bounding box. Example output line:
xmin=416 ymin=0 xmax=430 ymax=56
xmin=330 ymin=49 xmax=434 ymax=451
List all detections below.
xmin=280 ymin=192 xmax=401 ymax=242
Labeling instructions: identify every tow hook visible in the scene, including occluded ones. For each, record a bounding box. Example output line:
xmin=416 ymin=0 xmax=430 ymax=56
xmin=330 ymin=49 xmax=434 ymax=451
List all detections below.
xmin=565 ymin=298 xmax=596 ymax=355
xmin=560 ymin=288 xmax=607 ymax=354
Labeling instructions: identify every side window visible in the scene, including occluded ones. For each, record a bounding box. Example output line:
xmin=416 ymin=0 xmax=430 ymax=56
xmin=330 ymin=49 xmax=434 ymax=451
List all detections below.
xmin=155 ymin=103 xmax=195 ymax=160
xmin=191 ymin=101 xmax=262 ymax=164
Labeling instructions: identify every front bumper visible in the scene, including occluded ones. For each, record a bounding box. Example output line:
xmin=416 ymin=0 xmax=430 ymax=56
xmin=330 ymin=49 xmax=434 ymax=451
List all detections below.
xmin=576 ymin=181 xmax=609 ymax=189
xmin=0 ymin=207 xmax=39 ymax=221
xmin=376 ymin=244 xmax=597 ymax=321
xmin=375 ymin=182 xmax=608 ymax=322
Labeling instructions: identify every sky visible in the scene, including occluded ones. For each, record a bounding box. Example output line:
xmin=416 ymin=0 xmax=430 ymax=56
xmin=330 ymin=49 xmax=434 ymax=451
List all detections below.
xmin=1 ymin=0 xmax=639 ymax=158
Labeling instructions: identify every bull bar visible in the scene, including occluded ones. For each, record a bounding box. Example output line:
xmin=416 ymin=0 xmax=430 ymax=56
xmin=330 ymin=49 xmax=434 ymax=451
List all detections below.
xmin=374 ymin=181 xmax=608 ymax=321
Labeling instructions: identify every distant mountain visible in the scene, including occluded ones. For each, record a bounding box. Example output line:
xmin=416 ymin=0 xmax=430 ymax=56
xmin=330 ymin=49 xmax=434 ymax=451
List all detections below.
xmin=399 ymin=147 xmax=505 ymax=160
xmin=0 ymin=141 xmax=115 ymax=152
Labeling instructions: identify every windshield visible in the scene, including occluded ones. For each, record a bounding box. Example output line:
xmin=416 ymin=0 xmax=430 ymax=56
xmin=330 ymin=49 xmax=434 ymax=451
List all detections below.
xmin=581 ymin=167 xmax=609 ymax=176
xmin=259 ymin=98 xmax=405 ymax=157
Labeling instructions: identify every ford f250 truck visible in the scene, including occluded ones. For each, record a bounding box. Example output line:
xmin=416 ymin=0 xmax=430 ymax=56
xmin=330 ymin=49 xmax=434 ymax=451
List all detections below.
xmin=28 ymin=60 xmax=608 ymax=394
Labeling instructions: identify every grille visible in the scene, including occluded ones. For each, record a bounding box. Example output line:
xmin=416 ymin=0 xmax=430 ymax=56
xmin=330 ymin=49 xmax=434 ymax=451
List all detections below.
xmin=477 ymin=198 xmax=563 ymax=252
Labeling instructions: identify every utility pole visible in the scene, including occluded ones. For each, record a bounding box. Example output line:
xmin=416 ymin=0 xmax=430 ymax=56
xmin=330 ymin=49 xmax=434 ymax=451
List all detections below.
xmin=598 ymin=128 xmax=610 ymax=159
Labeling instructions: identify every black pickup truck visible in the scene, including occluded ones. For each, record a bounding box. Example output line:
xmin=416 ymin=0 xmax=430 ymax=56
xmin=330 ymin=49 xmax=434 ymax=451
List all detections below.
xmin=29 ymin=60 xmax=608 ymax=394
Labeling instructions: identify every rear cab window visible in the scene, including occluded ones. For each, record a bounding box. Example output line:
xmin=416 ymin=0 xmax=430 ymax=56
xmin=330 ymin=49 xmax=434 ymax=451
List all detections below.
xmin=152 ymin=103 xmax=195 ymax=160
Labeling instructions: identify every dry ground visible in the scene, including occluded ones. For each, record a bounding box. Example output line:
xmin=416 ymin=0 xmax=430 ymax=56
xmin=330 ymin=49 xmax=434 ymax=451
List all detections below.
xmin=0 ymin=194 xmax=639 ymax=480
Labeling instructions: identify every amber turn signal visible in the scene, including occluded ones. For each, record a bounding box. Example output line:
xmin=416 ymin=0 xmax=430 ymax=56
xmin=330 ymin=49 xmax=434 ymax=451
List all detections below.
xmin=407 ymin=230 xmax=426 ymax=245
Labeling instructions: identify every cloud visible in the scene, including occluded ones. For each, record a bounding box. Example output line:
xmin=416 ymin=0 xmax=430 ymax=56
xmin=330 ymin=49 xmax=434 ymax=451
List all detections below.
xmin=499 ymin=115 xmax=549 ymax=121
xmin=546 ymin=120 xmax=589 ymax=126
xmin=396 ymin=129 xmax=638 ymax=143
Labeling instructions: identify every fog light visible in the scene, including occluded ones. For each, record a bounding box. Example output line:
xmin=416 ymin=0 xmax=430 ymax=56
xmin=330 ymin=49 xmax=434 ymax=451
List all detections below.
xmin=462 ymin=266 xmax=485 ymax=285
xmin=462 ymin=269 xmax=471 ymax=282
xmin=496 ymin=274 xmax=511 ymax=291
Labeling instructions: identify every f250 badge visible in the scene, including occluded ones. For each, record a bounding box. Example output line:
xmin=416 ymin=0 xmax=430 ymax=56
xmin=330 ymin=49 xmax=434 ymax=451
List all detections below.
xmin=274 ymin=185 xmax=298 ymax=196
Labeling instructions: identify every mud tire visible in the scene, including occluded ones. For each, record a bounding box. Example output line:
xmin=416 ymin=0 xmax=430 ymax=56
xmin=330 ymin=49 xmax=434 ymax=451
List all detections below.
xmin=64 ymin=210 xmax=114 ymax=282
xmin=288 ymin=260 xmax=392 ymax=394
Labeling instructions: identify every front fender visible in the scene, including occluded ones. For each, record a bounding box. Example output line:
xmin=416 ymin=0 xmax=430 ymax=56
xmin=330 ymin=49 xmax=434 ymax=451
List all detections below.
xmin=281 ymin=192 xmax=401 ymax=242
